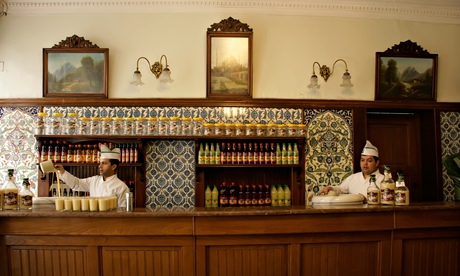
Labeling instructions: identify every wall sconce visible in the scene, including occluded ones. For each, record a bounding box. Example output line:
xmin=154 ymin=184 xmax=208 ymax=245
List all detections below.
xmin=130 ymin=55 xmax=173 ymax=86
xmin=307 ymin=59 xmax=353 ymax=88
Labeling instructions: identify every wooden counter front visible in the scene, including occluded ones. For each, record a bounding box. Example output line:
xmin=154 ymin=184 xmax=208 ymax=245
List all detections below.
xmin=0 ymin=203 xmax=459 ymax=276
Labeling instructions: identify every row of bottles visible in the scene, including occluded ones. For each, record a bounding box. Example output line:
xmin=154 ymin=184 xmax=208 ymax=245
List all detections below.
xmin=40 ymin=141 xmax=139 ymax=164
xmin=1 ymin=169 xmax=34 ymax=210
xmin=367 ymin=165 xmax=410 ymax=206
xmin=204 ymin=182 xmax=291 ymax=207
xmin=198 ymin=142 xmax=299 ymax=165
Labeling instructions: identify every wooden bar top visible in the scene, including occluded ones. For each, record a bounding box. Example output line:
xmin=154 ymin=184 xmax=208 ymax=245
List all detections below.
xmin=1 ymin=201 xmax=458 ymax=218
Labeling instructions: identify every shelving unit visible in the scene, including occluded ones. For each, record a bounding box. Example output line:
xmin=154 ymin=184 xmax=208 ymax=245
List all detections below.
xmin=35 ymin=135 xmax=145 ymax=207
xmin=194 ymin=137 xmax=305 ymax=207
xmin=35 ymin=135 xmax=306 ymax=208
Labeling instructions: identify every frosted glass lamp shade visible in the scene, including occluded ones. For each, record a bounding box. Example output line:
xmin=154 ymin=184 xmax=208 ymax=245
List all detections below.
xmin=159 ymin=67 xmax=174 ymax=83
xmin=130 ymin=71 xmax=144 ymax=86
xmin=340 ymin=72 xmax=353 ymax=87
xmin=307 ymin=74 xmax=321 ymax=89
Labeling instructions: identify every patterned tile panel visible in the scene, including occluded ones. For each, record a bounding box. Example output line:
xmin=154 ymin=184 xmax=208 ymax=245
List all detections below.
xmin=144 ymin=140 xmax=195 ymax=208
xmin=0 ymin=107 xmax=40 ymax=195
xmin=304 ymin=109 xmax=353 ymax=201
xmin=440 ymin=111 xmax=460 ymax=201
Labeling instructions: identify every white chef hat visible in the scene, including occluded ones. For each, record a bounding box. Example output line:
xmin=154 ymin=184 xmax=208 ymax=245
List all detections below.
xmin=100 ymin=144 xmax=121 ymax=160
xmin=361 ymin=140 xmax=379 ymax=157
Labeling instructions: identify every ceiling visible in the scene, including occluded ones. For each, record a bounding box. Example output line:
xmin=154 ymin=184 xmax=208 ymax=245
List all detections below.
xmin=3 ymin=0 xmax=460 ymax=24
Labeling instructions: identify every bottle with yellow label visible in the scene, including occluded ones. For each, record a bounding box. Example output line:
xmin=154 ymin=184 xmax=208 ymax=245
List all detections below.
xmin=277 ymin=185 xmax=285 ymax=206
xmin=205 ymin=185 xmax=212 ymax=208
xmin=395 ymin=173 xmax=410 ymax=206
xmin=284 ymin=185 xmax=291 ymax=206
xmin=271 ymin=185 xmax=278 ymax=207
xmin=211 ymin=185 xmax=219 ymax=207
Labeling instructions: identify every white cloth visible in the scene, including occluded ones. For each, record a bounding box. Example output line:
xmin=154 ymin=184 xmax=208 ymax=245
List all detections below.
xmin=60 ymin=171 xmax=129 ymax=208
xmin=332 ymin=170 xmax=384 ymax=198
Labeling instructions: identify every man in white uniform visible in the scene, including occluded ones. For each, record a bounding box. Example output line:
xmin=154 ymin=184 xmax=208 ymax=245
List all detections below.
xmin=321 ymin=140 xmax=384 ymax=198
xmin=55 ymin=144 xmax=130 ymax=208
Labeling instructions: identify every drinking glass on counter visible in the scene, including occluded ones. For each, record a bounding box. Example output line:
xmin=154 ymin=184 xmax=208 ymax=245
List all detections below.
xmin=72 ymin=198 xmax=81 ymax=211
xmin=80 ymin=198 xmax=90 ymax=211
xmin=55 ymin=198 xmax=65 ymax=211
xmin=64 ymin=199 xmax=73 ymax=211
xmin=89 ymin=198 xmax=99 ymax=211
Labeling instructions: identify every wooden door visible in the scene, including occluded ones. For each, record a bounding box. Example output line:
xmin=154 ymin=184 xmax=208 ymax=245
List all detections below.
xmin=367 ymin=113 xmax=422 ymax=202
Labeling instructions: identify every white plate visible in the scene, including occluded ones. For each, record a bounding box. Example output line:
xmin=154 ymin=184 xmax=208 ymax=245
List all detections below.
xmin=311 ymin=194 xmax=364 ymax=205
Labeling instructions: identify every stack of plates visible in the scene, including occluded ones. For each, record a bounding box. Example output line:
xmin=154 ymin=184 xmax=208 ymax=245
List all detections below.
xmin=311 ymin=194 xmax=364 ymax=205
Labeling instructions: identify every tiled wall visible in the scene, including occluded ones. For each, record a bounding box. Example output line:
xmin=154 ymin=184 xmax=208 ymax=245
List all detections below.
xmin=0 ymin=106 xmax=458 ymax=206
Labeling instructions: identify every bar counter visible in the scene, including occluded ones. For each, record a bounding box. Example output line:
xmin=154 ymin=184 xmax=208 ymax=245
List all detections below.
xmin=1 ymin=202 xmax=459 ymax=275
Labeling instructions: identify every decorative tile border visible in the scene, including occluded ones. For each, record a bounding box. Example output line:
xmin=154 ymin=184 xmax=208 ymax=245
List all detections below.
xmin=440 ymin=111 xmax=460 ymax=201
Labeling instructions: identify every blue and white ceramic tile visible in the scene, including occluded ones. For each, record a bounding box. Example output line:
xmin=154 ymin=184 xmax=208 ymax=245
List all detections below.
xmin=440 ymin=111 xmax=460 ymax=201
xmin=303 ymin=109 xmax=353 ymax=195
xmin=0 ymin=107 xmax=40 ymax=195
xmin=144 ymin=140 xmax=195 ymax=208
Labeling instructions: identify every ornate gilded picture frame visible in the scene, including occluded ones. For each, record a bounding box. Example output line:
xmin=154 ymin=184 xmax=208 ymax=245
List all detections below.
xmin=43 ymin=35 xmax=108 ymax=98
xmin=207 ymin=17 xmax=253 ymax=99
xmin=375 ymin=40 xmax=437 ymax=101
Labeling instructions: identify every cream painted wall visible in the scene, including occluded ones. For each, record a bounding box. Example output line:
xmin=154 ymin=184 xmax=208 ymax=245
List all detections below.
xmin=0 ymin=13 xmax=459 ymax=102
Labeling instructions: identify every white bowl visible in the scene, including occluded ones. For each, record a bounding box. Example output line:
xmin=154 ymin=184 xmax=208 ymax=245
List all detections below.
xmin=311 ymin=194 xmax=364 ymax=205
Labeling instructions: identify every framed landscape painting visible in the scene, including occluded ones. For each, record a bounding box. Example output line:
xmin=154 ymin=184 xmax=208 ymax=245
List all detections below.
xmin=375 ymin=41 xmax=437 ymax=101
xmin=43 ymin=48 xmax=108 ymax=98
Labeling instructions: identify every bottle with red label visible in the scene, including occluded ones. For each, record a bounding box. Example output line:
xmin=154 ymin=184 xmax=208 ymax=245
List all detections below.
xmin=244 ymin=184 xmax=252 ymax=206
xmin=220 ymin=142 xmax=227 ymax=164
xmin=237 ymin=184 xmax=245 ymax=206
xmin=219 ymin=182 xmax=229 ymax=207
xmin=248 ymin=143 xmax=253 ymax=165
xmin=251 ymin=184 xmax=258 ymax=205
xmin=229 ymin=182 xmax=238 ymax=206
xmin=253 ymin=143 xmax=259 ymax=164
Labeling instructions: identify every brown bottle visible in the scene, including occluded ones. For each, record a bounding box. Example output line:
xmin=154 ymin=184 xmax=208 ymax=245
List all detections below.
xmin=242 ymin=143 xmax=248 ymax=164
xmin=258 ymin=184 xmax=265 ymax=205
xmin=219 ymin=182 xmax=229 ymax=207
xmin=67 ymin=144 xmax=74 ymax=163
xmin=248 ymin=143 xmax=253 ymax=165
xmin=253 ymin=143 xmax=259 ymax=164
xmin=244 ymin=184 xmax=252 ymax=206
xmin=237 ymin=143 xmax=243 ymax=164
xmin=61 ymin=141 xmax=67 ymax=163
xmin=251 ymin=184 xmax=258 ymax=205
xmin=237 ymin=184 xmax=245 ymax=206
xmin=226 ymin=143 xmax=232 ymax=165
xmin=220 ymin=142 xmax=227 ymax=164
xmin=229 ymin=182 xmax=238 ymax=207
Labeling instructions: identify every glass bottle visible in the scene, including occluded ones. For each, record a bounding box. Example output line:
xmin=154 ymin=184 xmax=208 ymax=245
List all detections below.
xmin=205 ymin=185 xmax=212 ymax=208
xmin=367 ymin=174 xmax=380 ymax=205
xmin=219 ymin=182 xmax=229 ymax=207
xmin=211 ymin=185 xmax=219 ymax=207
xmin=123 ymin=117 xmax=134 ymax=135
xmin=281 ymin=143 xmax=288 ymax=164
xmin=395 ymin=173 xmax=410 ymax=206
xmin=264 ymin=184 xmax=272 ymax=206
xmin=287 ymin=143 xmax=293 ymax=164
xmin=380 ymin=165 xmax=395 ymax=205
xmin=51 ymin=112 xmax=63 ymax=135
xmin=134 ymin=117 xmax=146 ymax=135
xmin=204 ymin=143 xmax=210 ymax=164
xmin=277 ymin=185 xmax=285 ymax=206
xmin=293 ymin=143 xmax=299 ymax=164
xmin=271 ymin=185 xmax=278 ymax=207
xmin=276 ymin=143 xmax=282 ymax=164
xmin=198 ymin=143 xmax=205 ymax=164
xmin=181 ymin=117 xmax=192 ymax=136
xmin=19 ymin=178 xmax=34 ymax=210
xmin=229 ymin=182 xmax=238 ymax=207
xmin=215 ymin=143 xmax=221 ymax=165
xmin=112 ymin=117 xmax=123 ymax=135
xmin=147 ymin=117 xmax=157 ymax=135
xmin=220 ymin=142 xmax=227 ymax=164
xmin=192 ymin=118 xmax=203 ymax=136
xmin=284 ymin=184 xmax=291 ymax=206
xmin=2 ymin=169 xmax=19 ymax=210
xmin=237 ymin=184 xmax=245 ymax=206
xmin=244 ymin=184 xmax=252 ymax=206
